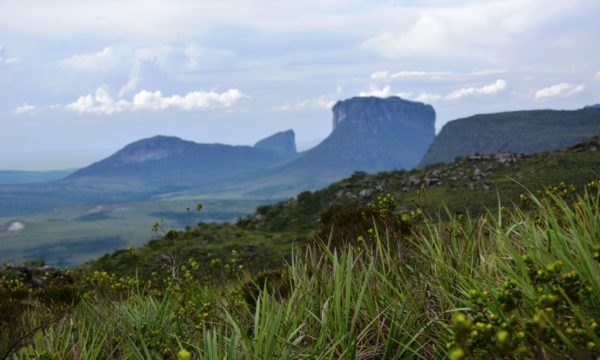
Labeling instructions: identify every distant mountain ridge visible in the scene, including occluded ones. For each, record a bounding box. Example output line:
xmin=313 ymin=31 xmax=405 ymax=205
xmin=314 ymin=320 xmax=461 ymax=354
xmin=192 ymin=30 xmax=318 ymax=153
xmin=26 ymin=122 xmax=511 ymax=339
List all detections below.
xmin=419 ymin=107 xmax=600 ymax=167
xmin=209 ymin=96 xmax=436 ymax=197
xmin=68 ymin=132 xmax=298 ymax=188
xmin=54 ymin=96 xmax=436 ymax=202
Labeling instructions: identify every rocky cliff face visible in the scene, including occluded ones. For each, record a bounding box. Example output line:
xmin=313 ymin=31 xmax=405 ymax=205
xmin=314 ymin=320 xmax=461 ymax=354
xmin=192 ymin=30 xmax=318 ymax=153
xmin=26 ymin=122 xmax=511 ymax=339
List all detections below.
xmin=254 ymin=130 xmax=297 ymax=157
xmin=419 ymin=107 xmax=600 ymax=167
xmin=225 ymin=96 xmax=436 ymax=197
xmin=325 ymin=96 xmax=436 ymax=170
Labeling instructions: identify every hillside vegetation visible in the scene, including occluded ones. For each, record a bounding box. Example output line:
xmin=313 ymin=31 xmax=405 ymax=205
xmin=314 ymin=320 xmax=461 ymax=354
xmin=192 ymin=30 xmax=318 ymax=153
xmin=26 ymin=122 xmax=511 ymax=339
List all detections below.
xmin=237 ymin=136 xmax=600 ymax=232
xmin=420 ymin=107 xmax=600 ymax=166
xmin=2 ymin=179 xmax=599 ymax=359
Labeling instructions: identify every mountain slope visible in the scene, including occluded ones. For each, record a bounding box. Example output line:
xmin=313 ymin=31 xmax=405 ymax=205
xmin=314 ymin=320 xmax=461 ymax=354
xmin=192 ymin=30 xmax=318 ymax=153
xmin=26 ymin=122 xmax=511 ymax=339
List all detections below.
xmin=68 ymin=132 xmax=297 ymax=188
xmin=210 ymin=96 xmax=435 ymax=197
xmin=419 ymin=107 xmax=600 ymax=167
xmin=237 ymin=136 xmax=600 ymax=231
xmin=0 ymin=131 xmax=297 ymax=216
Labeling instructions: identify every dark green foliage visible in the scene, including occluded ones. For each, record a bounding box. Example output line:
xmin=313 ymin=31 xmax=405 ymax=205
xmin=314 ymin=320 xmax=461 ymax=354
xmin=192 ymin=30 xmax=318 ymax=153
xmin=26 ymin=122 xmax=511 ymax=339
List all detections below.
xmin=85 ymin=223 xmax=306 ymax=279
xmin=0 ymin=265 xmax=80 ymax=358
xmin=241 ymin=268 xmax=292 ymax=307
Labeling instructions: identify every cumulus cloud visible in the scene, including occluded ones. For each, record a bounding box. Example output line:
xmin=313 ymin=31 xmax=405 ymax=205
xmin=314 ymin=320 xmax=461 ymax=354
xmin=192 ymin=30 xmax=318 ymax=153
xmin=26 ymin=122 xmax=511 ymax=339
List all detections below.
xmin=66 ymin=86 xmax=248 ymax=114
xmin=359 ymin=84 xmax=392 ymax=97
xmin=13 ymin=103 xmax=36 ymax=114
xmin=534 ymin=83 xmax=584 ymax=100
xmin=359 ymin=80 xmax=506 ymax=104
xmin=59 ymin=46 xmax=120 ymax=71
xmin=119 ymin=45 xmax=183 ymax=97
xmin=415 ymin=92 xmax=442 ymax=103
xmin=275 ymin=94 xmax=339 ymax=111
xmin=0 ymin=46 xmax=18 ymax=66
xmin=445 ymin=79 xmax=507 ymax=100
xmin=595 ymin=71 xmax=600 ymax=80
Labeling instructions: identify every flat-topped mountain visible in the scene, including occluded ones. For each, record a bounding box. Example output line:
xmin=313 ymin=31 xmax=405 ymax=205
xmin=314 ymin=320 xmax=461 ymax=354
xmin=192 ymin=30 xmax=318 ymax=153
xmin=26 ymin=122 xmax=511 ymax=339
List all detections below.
xmin=215 ymin=96 xmax=436 ymax=197
xmin=419 ymin=107 xmax=600 ymax=167
xmin=326 ymin=96 xmax=435 ymax=169
xmin=68 ymin=132 xmax=297 ymax=188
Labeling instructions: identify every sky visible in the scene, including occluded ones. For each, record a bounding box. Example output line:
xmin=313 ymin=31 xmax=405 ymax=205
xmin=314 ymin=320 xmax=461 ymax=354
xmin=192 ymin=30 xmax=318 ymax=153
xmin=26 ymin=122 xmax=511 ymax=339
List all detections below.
xmin=1 ymin=0 xmax=599 ymax=170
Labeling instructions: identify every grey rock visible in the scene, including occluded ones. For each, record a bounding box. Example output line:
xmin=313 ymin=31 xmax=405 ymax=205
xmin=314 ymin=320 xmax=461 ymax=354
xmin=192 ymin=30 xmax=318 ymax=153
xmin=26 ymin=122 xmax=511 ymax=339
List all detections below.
xmin=409 ymin=176 xmax=421 ymax=186
xmin=254 ymin=130 xmax=297 ymax=157
xmin=359 ymin=189 xmax=372 ymax=198
xmin=424 ymin=177 xmax=440 ymax=187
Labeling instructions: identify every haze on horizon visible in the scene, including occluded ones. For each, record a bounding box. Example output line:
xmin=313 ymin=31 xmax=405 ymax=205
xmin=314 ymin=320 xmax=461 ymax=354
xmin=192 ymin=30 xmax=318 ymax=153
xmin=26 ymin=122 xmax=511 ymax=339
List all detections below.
xmin=1 ymin=0 xmax=599 ymax=170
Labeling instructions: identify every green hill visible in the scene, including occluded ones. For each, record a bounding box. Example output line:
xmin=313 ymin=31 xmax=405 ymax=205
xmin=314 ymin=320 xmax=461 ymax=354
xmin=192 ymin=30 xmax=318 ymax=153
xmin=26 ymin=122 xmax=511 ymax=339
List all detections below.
xmin=419 ymin=107 xmax=600 ymax=167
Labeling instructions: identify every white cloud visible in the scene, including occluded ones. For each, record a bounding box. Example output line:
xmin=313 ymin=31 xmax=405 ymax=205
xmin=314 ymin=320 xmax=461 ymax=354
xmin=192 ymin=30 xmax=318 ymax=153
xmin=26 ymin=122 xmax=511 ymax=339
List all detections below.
xmin=59 ymin=46 xmax=120 ymax=71
xmin=370 ymin=71 xmax=390 ymax=80
xmin=359 ymin=84 xmax=392 ymax=97
xmin=391 ymin=71 xmax=454 ymax=79
xmin=359 ymin=80 xmax=506 ymax=103
xmin=595 ymin=71 xmax=600 ymax=80
xmin=118 ymin=45 xmax=183 ymax=97
xmin=535 ymin=83 xmax=584 ymax=100
xmin=0 ymin=46 xmax=18 ymax=66
xmin=358 ymin=84 xmax=413 ymax=99
xmin=13 ymin=103 xmax=36 ymax=114
xmin=371 ymin=70 xmax=454 ymax=80
xmin=276 ymin=95 xmax=337 ymax=112
xmin=415 ymin=92 xmax=442 ymax=103
xmin=445 ymin=79 xmax=507 ymax=100
xmin=370 ymin=69 xmax=507 ymax=82
xmin=361 ymin=0 xmax=572 ymax=60
xmin=66 ymin=86 xmax=248 ymax=114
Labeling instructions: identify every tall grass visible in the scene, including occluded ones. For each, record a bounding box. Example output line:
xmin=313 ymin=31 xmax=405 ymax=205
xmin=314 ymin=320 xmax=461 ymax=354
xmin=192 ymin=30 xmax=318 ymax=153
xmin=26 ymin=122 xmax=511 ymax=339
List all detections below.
xmin=9 ymin=189 xmax=600 ymax=359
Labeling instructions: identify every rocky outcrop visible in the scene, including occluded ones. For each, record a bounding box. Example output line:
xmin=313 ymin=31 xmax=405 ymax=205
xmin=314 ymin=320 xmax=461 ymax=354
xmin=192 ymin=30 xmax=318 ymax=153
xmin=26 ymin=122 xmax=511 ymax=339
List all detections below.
xmin=254 ymin=130 xmax=297 ymax=157
xmin=307 ymin=96 xmax=435 ymax=170
xmin=0 ymin=220 xmax=25 ymax=233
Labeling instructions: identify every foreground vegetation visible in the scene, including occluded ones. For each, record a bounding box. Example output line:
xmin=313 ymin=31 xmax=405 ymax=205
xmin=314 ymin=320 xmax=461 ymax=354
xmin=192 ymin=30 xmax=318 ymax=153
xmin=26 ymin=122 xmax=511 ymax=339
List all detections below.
xmin=2 ymin=179 xmax=600 ymax=359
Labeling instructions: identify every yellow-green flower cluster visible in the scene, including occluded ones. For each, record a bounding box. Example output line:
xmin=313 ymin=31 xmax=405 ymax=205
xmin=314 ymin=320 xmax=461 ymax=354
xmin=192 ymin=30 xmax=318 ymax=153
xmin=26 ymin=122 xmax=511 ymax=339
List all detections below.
xmin=448 ymin=255 xmax=600 ymax=358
